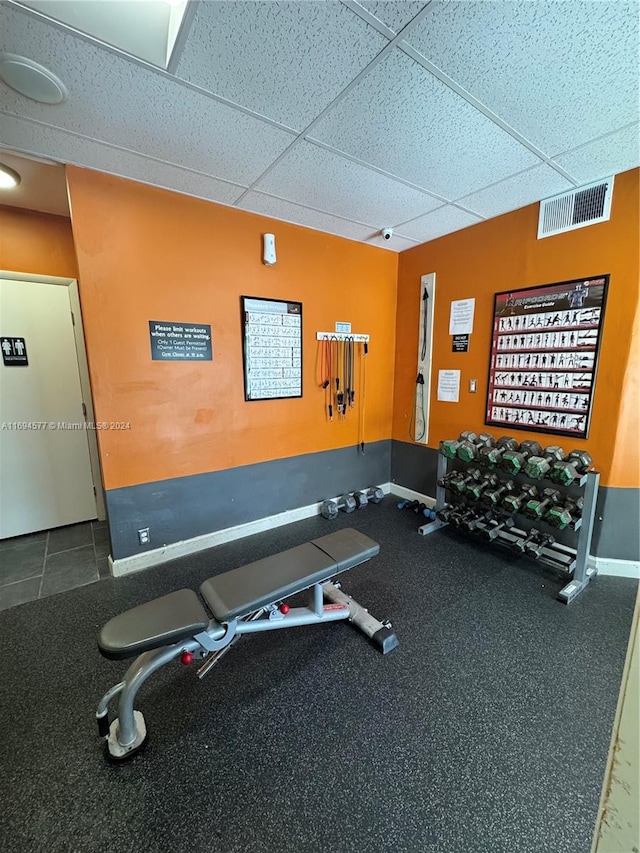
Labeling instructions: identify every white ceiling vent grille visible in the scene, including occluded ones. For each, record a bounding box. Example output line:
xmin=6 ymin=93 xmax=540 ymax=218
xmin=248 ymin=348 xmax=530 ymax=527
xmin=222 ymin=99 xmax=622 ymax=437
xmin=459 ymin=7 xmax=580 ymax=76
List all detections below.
xmin=538 ymin=176 xmax=614 ymax=239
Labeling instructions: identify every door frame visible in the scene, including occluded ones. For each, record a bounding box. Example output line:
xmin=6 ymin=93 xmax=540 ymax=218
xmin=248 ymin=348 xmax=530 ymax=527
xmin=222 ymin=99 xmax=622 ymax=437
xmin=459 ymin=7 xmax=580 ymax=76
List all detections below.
xmin=1 ymin=269 xmax=106 ymax=521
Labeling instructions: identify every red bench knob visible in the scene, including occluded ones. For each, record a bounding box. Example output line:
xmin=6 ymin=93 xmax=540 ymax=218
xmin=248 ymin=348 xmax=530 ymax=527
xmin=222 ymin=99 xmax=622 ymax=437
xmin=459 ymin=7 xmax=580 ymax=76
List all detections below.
xmin=180 ymin=651 xmax=194 ymax=666
xmin=280 ymin=603 xmax=290 ymax=615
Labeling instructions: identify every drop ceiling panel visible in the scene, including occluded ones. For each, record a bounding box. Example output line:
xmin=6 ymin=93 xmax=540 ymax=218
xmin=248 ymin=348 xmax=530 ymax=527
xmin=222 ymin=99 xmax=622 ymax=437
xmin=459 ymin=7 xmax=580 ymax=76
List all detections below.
xmin=175 ymin=0 xmax=388 ymax=130
xmin=552 ymin=124 xmax=640 ymax=184
xmin=255 ymin=140 xmax=443 ymax=225
xmin=309 ymin=49 xmax=540 ymax=198
xmin=459 ymin=165 xmax=574 ymax=220
xmin=398 ymin=205 xmax=482 ymax=243
xmin=238 ymin=191 xmax=375 ymax=243
xmin=0 ymin=116 xmax=245 ymax=207
xmin=406 ymin=0 xmax=640 ymax=155
xmin=356 ymin=1 xmax=428 ymax=34
xmin=0 ymin=4 xmax=295 ymax=186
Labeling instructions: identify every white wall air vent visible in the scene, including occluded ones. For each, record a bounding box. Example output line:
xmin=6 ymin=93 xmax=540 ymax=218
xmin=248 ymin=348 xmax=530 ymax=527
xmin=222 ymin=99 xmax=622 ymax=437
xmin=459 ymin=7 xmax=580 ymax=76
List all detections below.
xmin=537 ymin=176 xmax=614 ymax=239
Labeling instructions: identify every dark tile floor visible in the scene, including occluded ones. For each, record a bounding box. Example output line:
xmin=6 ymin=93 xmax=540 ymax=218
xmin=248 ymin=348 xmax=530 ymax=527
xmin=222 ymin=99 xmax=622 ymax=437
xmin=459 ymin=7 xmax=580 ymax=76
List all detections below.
xmin=0 ymin=520 xmax=111 ymax=611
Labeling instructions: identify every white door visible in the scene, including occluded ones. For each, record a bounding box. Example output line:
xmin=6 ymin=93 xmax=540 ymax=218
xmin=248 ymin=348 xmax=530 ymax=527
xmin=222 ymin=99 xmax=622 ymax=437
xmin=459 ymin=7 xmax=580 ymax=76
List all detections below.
xmin=0 ymin=278 xmax=97 ymax=538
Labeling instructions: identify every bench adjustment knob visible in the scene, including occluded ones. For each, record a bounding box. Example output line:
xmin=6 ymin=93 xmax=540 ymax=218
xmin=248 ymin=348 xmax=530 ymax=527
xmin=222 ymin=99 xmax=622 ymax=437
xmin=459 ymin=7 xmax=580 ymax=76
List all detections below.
xmin=180 ymin=651 xmax=194 ymax=666
xmin=279 ymin=603 xmax=290 ymax=615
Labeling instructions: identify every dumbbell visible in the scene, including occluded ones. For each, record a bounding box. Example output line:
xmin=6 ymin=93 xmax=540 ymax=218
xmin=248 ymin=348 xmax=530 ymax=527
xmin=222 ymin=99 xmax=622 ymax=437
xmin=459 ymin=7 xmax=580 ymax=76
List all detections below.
xmin=525 ymin=446 xmax=566 ymax=480
xmin=466 ymin=472 xmax=500 ymax=501
xmin=354 ymin=490 xmax=369 ymax=509
xmin=546 ymin=496 xmax=584 ymax=530
xmin=397 ymin=499 xmax=437 ymax=520
xmin=550 ymin=450 xmax=593 ymax=486
xmin=523 ymin=487 xmax=562 ymax=520
xmin=481 ymin=515 xmax=515 ymax=541
xmin=449 ymin=467 xmax=483 ymax=494
xmin=450 ymin=508 xmax=478 ymax=529
xmin=457 ymin=432 xmax=495 ymax=463
xmin=502 ymin=483 xmax=538 ymax=514
xmin=501 ymin=440 xmax=542 ymax=477
xmin=513 ymin=527 xmax=542 ymax=553
xmin=437 ymin=470 xmax=464 ymax=489
xmin=460 ymin=510 xmax=494 ymax=533
xmin=483 ymin=479 xmax=515 ymax=506
xmin=440 ymin=430 xmax=478 ymax=460
xmin=364 ymin=486 xmax=384 ymax=504
xmin=477 ymin=436 xmax=519 ymax=469
xmin=321 ymin=493 xmax=357 ymax=519
xmin=524 ymin=532 xmax=555 ymax=558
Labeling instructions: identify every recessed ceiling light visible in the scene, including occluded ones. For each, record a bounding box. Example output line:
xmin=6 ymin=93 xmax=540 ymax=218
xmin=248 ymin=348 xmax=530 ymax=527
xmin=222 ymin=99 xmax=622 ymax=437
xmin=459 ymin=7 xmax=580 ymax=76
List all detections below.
xmin=0 ymin=53 xmax=67 ymax=105
xmin=0 ymin=163 xmax=21 ymax=189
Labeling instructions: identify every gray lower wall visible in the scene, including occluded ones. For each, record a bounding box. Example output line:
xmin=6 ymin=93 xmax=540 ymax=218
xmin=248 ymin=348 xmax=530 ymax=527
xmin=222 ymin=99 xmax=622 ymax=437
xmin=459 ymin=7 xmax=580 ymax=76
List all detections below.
xmin=390 ymin=439 xmax=640 ymax=563
xmin=106 ymin=441 xmax=391 ymax=559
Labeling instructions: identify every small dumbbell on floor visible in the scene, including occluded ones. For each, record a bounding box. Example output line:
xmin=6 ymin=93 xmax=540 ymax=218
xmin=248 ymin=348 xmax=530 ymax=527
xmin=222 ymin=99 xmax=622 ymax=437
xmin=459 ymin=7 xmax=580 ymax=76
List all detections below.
xmin=321 ymin=493 xmax=357 ymax=519
xmin=397 ymin=499 xmax=436 ymax=520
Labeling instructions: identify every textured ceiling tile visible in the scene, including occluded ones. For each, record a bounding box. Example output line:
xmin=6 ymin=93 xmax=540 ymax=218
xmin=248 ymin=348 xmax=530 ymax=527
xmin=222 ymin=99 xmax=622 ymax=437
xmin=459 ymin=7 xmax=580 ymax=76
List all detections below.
xmin=309 ymin=49 xmax=539 ymax=198
xmin=0 ymin=4 xmax=294 ymax=186
xmin=175 ymin=0 xmax=387 ymax=130
xmin=0 ymin=115 xmax=245 ymax=206
xmin=398 ymin=205 xmax=482 ymax=243
xmin=365 ymin=233 xmax=420 ymax=252
xmin=356 ymin=1 xmax=428 ymax=33
xmin=237 ymin=191 xmax=375 ymax=242
xmin=552 ymin=124 xmax=640 ymax=184
xmin=407 ymin=1 xmax=640 ymax=154
xmin=255 ymin=141 xmax=442 ymax=225
xmin=458 ymin=165 xmax=574 ymax=219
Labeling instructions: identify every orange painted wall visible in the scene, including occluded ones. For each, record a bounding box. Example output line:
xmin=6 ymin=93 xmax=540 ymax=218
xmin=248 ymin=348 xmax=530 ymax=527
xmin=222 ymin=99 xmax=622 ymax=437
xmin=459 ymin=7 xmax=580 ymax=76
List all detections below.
xmin=393 ymin=168 xmax=640 ymax=488
xmin=0 ymin=205 xmax=78 ymax=279
xmin=66 ymin=167 xmax=398 ymax=491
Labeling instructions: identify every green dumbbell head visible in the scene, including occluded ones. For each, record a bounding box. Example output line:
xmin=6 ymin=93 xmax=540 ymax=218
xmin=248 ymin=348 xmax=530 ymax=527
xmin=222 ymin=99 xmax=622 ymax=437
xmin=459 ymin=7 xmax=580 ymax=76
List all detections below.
xmin=451 ymin=467 xmax=482 ymax=493
xmin=441 ymin=439 xmax=460 ymax=459
xmin=485 ymin=479 xmax=515 ymax=506
xmin=525 ymin=446 xmax=566 ymax=479
xmin=466 ymin=473 xmax=499 ymax=501
xmin=524 ymin=487 xmax=560 ymax=520
xmin=503 ymin=483 xmax=537 ymax=513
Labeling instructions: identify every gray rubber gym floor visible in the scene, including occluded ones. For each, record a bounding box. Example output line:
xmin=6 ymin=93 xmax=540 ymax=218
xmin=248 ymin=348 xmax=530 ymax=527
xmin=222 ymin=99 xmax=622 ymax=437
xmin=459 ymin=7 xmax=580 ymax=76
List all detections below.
xmin=0 ymin=499 xmax=636 ymax=853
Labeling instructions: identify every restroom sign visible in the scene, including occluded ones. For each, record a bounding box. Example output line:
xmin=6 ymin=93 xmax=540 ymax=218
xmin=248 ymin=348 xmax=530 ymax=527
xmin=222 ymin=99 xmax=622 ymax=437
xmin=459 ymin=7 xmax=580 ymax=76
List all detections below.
xmin=1 ymin=337 xmax=28 ymax=366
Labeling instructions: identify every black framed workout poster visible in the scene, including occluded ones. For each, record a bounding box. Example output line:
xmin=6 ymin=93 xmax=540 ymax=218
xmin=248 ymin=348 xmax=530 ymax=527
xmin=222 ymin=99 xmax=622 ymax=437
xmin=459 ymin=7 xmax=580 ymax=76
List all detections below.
xmin=241 ymin=296 xmax=303 ymax=400
xmin=486 ymin=275 xmax=609 ymax=439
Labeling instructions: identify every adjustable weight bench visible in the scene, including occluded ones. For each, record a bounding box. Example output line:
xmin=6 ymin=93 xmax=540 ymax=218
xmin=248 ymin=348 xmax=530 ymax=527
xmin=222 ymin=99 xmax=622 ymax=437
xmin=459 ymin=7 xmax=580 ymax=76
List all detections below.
xmin=96 ymin=528 xmax=398 ymax=761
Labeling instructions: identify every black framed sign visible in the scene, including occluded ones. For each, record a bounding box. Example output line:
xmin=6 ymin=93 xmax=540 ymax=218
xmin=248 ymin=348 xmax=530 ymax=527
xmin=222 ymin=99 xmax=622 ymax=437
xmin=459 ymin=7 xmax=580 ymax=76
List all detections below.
xmin=486 ymin=275 xmax=609 ymax=439
xmin=241 ymin=296 xmax=302 ymax=400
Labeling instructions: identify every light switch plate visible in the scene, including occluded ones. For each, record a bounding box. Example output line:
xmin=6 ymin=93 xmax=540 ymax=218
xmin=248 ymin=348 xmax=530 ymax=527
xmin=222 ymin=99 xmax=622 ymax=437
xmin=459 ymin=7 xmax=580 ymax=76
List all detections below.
xmin=469 ymin=379 xmax=477 ymax=393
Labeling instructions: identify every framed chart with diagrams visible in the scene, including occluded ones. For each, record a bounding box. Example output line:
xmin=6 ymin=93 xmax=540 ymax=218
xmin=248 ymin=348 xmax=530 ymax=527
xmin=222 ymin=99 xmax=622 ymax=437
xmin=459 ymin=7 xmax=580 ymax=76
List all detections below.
xmin=241 ymin=296 xmax=303 ymax=401
xmin=486 ymin=275 xmax=609 ymax=439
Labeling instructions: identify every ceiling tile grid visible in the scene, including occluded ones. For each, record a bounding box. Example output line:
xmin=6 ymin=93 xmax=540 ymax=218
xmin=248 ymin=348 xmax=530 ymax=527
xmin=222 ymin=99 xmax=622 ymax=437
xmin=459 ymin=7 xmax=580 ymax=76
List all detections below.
xmin=307 ymin=48 xmax=541 ymax=198
xmin=405 ymin=0 xmax=640 ymax=156
xmin=0 ymin=3 xmax=295 ymax=186
xmin=551 ymin=124 xmax=640 ymax=184
xmin=238 ymin=190 xmax=379 ymax=243
xmin=175 ymin=0 xmax=388 ymax=130
xmin=459 ymin=164 xmax=575 ymax=220
xmin=254 ymin=140 xmax=443 ymax=226
xmin=397 ymin=205 xmax=483 ymax=243
xmin=355 ymin=1 xmax=428 ymax=34
xmin=0 ymin=0 xmax=638 ymax=251
xmin=0 ymin=114 xmax=246 ymax=207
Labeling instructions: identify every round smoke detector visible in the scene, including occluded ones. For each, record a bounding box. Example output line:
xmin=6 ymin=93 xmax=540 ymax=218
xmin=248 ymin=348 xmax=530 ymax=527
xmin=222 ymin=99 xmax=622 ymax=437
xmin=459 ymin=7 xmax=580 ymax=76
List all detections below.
xmin=0 ymin=53 xmax=67 ymax=104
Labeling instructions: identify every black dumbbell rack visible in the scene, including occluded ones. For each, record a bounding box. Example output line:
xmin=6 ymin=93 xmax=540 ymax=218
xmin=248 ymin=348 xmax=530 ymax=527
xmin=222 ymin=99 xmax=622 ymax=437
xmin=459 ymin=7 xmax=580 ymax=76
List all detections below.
xmin=418 ymin=444 xmax=600 ymax=604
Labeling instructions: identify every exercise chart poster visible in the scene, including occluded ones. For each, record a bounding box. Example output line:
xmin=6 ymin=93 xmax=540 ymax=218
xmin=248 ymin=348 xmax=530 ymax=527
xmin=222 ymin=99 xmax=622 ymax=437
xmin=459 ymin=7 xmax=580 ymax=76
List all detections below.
xmin=486 ymin=275 xmax=609 ymax=439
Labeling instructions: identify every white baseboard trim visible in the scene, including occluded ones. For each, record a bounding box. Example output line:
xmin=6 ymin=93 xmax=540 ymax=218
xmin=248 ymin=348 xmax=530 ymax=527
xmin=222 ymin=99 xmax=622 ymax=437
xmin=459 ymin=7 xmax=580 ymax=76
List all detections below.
xmin=385 ymin=483 xmax=436 ymax=507
xmin=110 ymin=483 xmax=392 ymax=577
xmin=590 ymin=556 xmax=640 ymax=579
xmin=107 ymin=481 xmax=639 ymax=580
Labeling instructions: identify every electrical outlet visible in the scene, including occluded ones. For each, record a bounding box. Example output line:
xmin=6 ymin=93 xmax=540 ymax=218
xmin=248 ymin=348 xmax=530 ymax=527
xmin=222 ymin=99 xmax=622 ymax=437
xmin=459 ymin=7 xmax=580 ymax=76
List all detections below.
xmin=138 ymin=528 xmax=150 ymax=545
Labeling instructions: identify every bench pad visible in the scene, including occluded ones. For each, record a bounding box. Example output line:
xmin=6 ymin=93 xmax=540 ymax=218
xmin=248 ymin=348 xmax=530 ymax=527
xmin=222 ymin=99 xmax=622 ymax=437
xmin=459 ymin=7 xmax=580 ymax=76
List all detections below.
xmin=200 ymin=528 xmax=378 ymax=622
xmin=98 ymin=589 xmax=209 ymax=661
